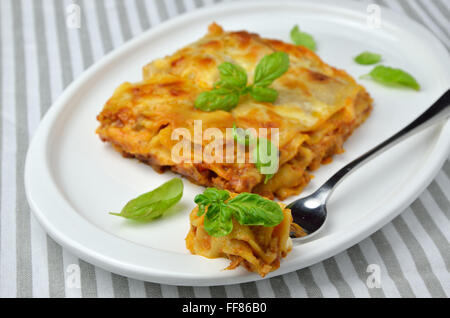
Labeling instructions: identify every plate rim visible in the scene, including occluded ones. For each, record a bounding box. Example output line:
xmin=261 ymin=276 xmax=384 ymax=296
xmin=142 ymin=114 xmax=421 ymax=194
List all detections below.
xmin=24 ymin=0 xmax=450 ymax=286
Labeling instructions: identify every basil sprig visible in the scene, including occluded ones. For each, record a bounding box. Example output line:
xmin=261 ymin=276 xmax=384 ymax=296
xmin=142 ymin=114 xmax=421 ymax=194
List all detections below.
xmin=110 ymin=178 xmax=183 ymax=221
xmin=195 ymin=52 xmax=290 ymax=111
xmin=363 ymin=65 xmax=420 ymax=91
xmin=194 ymin=188 xmax=284 ymax=237
xmin=290 ymin=25 xmax=316 ymax=51
xmin=354 ymin=51 xmax=381 ymax=65
xmin=232 ymin=124 xmax=278 ymax=184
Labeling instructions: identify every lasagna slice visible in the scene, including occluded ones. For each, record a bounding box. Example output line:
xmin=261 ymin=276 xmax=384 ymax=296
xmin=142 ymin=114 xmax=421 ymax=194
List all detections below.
xmin=97 ymin=23 xmax=372 ymax=200
xmin=186 ymin=191 xmax=306 ymax=277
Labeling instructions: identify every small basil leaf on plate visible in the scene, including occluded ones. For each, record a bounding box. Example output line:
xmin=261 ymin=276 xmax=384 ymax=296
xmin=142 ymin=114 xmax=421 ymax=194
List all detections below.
xmin=253 ymin=51 xmax=290 ymax=87
xmin=227 ymin=192 xmax=284 ymax=227
xmin=250 ymin=86 xmax=279 ymax=103
xmin=216 ymin=62 xmax=248 ymax=90
xmin=364 ymin=65 xmax=420 ymax=91
xmin=290 ymin=25 xmax=316 ymax=51
xmin=110 ymin=178 xmax=183 ymax=221
xmin=354 ymin=51 xmax=381 ymax=65
xmin=195 ymin=88 xmax=240 ymax=111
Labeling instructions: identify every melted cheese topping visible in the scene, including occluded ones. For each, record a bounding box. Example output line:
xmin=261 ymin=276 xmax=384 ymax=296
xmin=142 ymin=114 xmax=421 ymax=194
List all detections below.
xmin=143 ymin=23 xmax=363 ymax=130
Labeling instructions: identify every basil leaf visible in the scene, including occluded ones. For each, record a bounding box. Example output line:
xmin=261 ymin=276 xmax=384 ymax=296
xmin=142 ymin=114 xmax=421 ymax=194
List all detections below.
xmin=364 ymin=65 xmax=420 ymax=91
xmin=232 ymin=123 xmax=256 ymax=146
xmin=194 ymin=187 xmax=230 ymax=216
xmin=253 ymin=137 xmax=278 ymax=184
xmin=215 ymin=62 xmax=247 ymax=90
xmin=253 ymin=51 xmax=290 ymax=87
xmin=290 ymin=25 xmax=316 ymax=51
xmin=228 ymin=192 xmax=284 ymax=227
xmin=195 ymin=88 xmax=240 ymax=111
xmin=354 ymin=51 xmax=381 ymax=65
xmin=203 ymin=203 xmax=233 ymax=237
xmin=110 ymin=178 xmax=183 ymax=221
xmin=197 ymin=187 xmax=230 ymax=204
xmin=193 ymin=188 xmax=285 ymax=238
xmin=250 ymin=86 xmax=279 ymax=103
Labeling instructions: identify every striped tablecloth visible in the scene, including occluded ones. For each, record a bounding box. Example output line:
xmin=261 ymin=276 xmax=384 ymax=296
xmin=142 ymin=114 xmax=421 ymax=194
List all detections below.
xmin=1 ymin=0 xmax=449 ymax=298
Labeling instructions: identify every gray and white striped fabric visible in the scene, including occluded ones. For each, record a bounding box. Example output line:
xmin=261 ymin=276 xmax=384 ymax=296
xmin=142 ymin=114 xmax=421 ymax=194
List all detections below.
xmin=1 ymin=0 xmax=449 ymax=298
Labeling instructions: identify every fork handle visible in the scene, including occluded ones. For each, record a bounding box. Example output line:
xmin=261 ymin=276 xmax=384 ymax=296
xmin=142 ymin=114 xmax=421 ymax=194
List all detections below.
xmin=315 ymin=88 xmax=450 ymax=202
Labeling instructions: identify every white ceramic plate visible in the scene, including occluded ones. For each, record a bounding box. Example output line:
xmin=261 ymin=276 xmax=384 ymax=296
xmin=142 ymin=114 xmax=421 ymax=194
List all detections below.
xmin=25 ymin=0 xmax=450 ymax=286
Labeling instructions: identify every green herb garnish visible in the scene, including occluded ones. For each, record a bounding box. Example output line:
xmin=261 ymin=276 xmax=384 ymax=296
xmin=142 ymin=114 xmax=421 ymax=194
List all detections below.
xmin=290 ymin=25 xmax=316 ymax=51
xmin=249 ymin=86 xmax=279 ymax=103
xmin=253 ymin=137 xmax=278 ymax=184
xmin=194 ymin=88 xmax=240 ymax=112
xmin=253 ymin=52 xmax=290 ymax=87
xmin=354 ymin=51 xmax=381 ymax=65
xmin=215 ymin=62 xmax=247 ymax=90
xmin=232 ymin=123 xmax=255 ymax=146
xmin=110 ymin=178 xmax=183 ymax=221
xmin=232 ymin=124 xmax=277 ymax=183
xmin=195 ymin=52 xmax=290 ymax=111
xmin=194 ymin=188 xmax=284 ymax=237
xmin=363 ymin=65 xmax=420 ymax=91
